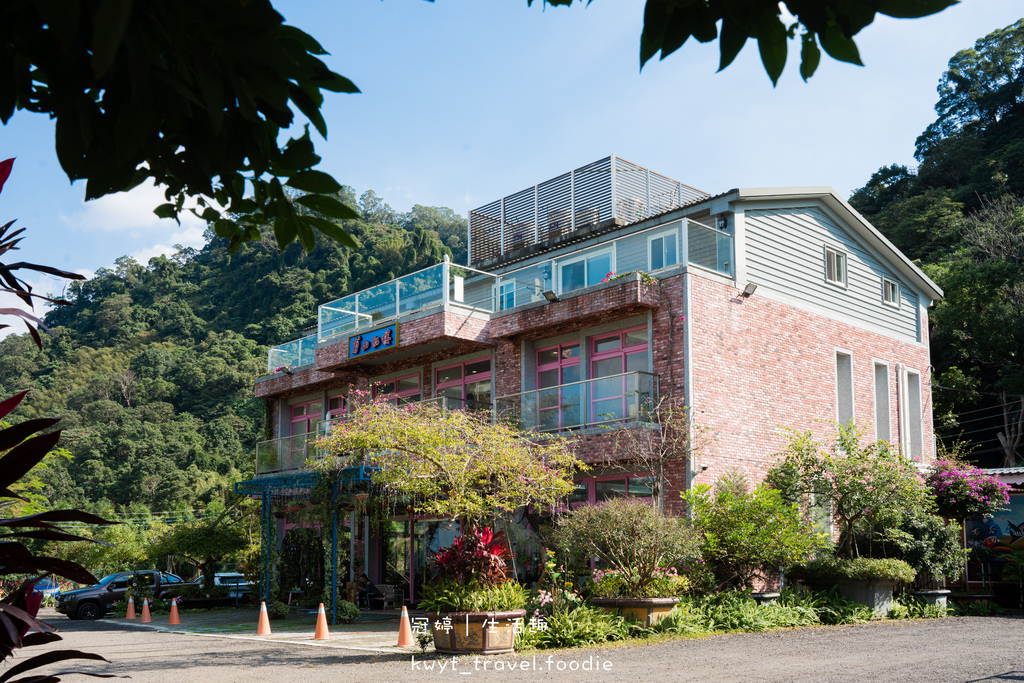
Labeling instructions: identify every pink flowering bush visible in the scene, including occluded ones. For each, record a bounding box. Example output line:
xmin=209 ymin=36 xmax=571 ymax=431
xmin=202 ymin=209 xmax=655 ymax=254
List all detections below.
xmin=926 ymin=458 xmax=1010 ymax=520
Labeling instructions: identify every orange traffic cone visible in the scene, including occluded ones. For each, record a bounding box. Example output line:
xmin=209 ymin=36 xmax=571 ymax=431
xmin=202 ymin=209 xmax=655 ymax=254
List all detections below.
xmin=140 ymin=598 xmax=151 ymax=623
xmin=396 ymin=605 xmax=413 ymax=647
xmin=257 ymin=601 xmax=272 ymax=636
xmin=314 ymin=603 xmax=329 ymax=640
xmin=169 ymin=599 xmax=181 ymax=626
xmin=125 ymin=597 xmax=136 ymax=619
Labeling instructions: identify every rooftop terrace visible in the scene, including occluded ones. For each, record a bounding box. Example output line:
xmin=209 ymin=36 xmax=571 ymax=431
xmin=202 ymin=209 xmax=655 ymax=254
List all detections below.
xmin=468 ymin=155 xmax=709 ymax=268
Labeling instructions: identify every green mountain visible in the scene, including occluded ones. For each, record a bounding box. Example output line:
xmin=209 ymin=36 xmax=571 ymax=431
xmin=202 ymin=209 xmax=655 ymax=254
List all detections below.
xmin=0 ymin=188 xmax=465 ymax=514
xmin=850 ymin=19 xmax=1024 ymax=468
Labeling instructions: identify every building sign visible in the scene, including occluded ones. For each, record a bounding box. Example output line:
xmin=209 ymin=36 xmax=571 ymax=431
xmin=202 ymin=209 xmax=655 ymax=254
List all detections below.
xmin=349 ymin=324 xmax=398 ymax=359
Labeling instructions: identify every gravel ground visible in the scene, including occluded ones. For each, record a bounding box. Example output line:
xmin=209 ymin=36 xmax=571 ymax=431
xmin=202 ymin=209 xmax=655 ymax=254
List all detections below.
xmin=12 ymin=612 xmax=1024 ymax=683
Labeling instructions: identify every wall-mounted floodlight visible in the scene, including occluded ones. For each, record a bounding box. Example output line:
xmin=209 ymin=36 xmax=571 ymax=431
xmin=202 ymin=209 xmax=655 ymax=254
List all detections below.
xmin=741 ymin=283 xmax=757 ymax=298
xmin=543 ymin=290 xmax=559 ymax=303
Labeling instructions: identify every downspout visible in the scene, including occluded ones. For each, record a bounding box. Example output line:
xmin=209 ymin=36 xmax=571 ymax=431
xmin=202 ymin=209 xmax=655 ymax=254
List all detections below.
xmin=683 ymin=268 xmax=694 ymax=520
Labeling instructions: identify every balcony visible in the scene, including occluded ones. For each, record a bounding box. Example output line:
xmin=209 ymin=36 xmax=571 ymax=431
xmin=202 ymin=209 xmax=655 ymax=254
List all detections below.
xmin=469 ymin=156 xmax=709 ymax=268
xmin=687 ymin=220 xmax=733 ymax=277
xmin=266 ymin=259 xmax=544 ymax=372
xmin=496 ymin=371 xmax=659 ymax=433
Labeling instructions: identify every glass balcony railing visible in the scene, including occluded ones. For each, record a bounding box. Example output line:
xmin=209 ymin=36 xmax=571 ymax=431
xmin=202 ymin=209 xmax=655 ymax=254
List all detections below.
xmin=495 ymin=371 xmax=659 ymax=433
xmin=687 ymin=220 xmax=733 ymax=277
xmin=266 ymin=260 xmax=545 ymax=370
xmin=266 ymin=334 xmax=317 ymax=373
xmin=255 ymin=433 xmax=317 ymax=475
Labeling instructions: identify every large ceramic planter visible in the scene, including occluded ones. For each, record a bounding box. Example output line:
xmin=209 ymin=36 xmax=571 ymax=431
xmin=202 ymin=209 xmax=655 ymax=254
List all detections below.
xmin=590 ymin=597 xmax=680 ymax=627
xmin=837 ymin=579 xmax=897 ymax=617
xmin=425 ymin=610 xmax=526 ymax=655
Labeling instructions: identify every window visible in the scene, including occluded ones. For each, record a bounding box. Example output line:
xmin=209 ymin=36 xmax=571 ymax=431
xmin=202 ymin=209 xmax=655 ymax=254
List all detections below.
xmin=835 ymin=351 xmax=854 ymax=426
xmin=882 ymin=277 xmax=900 ymax=307
xmin=537 ymin=342 xmax=581 ymax=431
xmin=435 ymin=358 xmax=492 ymax=411
xmin=591 ymin=327 xmax=651 ymax=423
xmin=898 ymin=366 xmax=923 ymax=458
xmin=374 ymin=373 xmax=421 ymax=405
xmin=568 ymin=473 xmax=655 ymax=507
xmin=497 ymin=281 xmax=515 ymax=310
xmin=649 ymin=229 xmax=679 ymax=271
xmin=825 ymin=247 xmax=847 ymax=287
xmin=290 ymin=399 xmax=322 ymax=436
xmin=558 ymin=248 xmax=613 ymax=294
xmin=874 ymin=362 xmax=891 ymax=442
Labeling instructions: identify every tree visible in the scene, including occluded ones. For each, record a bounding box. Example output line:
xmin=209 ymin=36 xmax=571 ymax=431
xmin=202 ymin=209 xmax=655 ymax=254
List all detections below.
xmin=768 ymin=424 xmax=929 ymax=559
xmin=538 ymin=0 xmax=956 ymax=85
xmin=916 ymin=18 xmax=1024 ymax=160
xmin=315 ymin=393 xmax=582 ymax=528
xmin=683 ymin=471 xmax=824 ymax=590
xmin=150 ymin=507 xmax=250 ymax=588
xmin=1 ymin=1 xmax=360 ymax=254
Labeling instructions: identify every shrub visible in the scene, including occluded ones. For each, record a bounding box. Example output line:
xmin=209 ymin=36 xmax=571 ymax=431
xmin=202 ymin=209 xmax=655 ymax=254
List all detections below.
xmin=684 ymin=472 xmax=826 ymax=590
xmin=335 ymin=599 xmax=360 ymax=624
xmin=419 ymin=580 xmax=527 ymax=614
xmin=431 ymin=527 xmax=511 ymax=588
xmin=789 ymin=556 xmax=916 ymax=583
xmin=925 ymin=458 xmax=1010 ymax=520
xmin=267 ymin=600 xmax=290 ymax=620
xmin=870 ymin=506 xmax=967 ymax=585
xmin=553 ymin=499 xmax=698 ymax=598
xmin=590 ymin=566 xmax=689 ymax=599
xmin=889 ymin=591 xmax=947 ymax=619
xmin=517 ymin=605 xmax=630 ymax=649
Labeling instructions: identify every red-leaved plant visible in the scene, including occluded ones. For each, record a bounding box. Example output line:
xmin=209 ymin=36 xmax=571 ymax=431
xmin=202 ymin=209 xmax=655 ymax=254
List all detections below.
xmin=430 ymin=527 xmax=512 ymax=588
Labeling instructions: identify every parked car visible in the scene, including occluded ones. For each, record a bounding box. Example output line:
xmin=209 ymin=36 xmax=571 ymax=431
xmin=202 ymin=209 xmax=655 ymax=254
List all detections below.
xmin=212 ymin=572 xmax=252 ymax=599
xmin=32 ymin=578 xmax=61 ymax=598
xmin=56 ymin=570 xmax=195 ymax=620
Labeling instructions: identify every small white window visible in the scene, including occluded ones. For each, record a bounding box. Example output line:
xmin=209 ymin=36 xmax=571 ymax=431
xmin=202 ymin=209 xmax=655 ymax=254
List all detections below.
xmin=882 ymin=277 xmax=899 ymax=307
xmin=873 ymin=362 xmax=891 ymax=442
xmin=497 ymin=281 xmax=515 ymax=310
xmin=648 ymin=229 xmax=679 ymax=271
xmin=825 ymin=247 xmax=847 ymax=287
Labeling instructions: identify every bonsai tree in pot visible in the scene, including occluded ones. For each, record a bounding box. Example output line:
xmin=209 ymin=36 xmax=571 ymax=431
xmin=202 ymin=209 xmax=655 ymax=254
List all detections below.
xmin=553 ymin=498 xmax=698 ymax=626
xmin=683 ymin=470 xmax=826 ymax=592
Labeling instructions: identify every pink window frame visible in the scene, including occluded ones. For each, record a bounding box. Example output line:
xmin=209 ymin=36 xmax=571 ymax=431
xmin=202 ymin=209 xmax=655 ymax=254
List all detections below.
xmin=289 ymin=399 xmax=322 ymax=436
xmin=435 ymin=359 xmax=492 ymax=410
xmin=589 ymin=326 xmax=649 ymax=423
xmin=373 ymin=372 xmax=422 ymax=404
xmin=326 ymin=393 xmax=347 ymax=419
xmin=536 ymin=341 xmax=581 ymax=430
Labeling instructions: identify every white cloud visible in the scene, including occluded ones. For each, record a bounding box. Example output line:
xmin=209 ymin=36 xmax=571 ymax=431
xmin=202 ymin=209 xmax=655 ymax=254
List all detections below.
xmin=59 ymin=180 xmax=210 ymax=242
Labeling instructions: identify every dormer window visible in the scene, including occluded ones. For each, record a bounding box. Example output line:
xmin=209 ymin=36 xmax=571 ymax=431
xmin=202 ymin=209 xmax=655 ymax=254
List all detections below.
xmin=825 ymin=247 xmax=847 ymax=287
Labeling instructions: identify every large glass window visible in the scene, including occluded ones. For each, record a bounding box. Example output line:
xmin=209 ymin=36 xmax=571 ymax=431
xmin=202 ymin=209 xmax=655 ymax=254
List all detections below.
xmin=537 ymin=342 xmax=581 ymax=431
xmin=649 ymin=229 xmax=679 ymax=271
xmin=558 ymin=248 xmax=613 ymax=295
xmin=569 ymin=473 xmax=655 ymax=507
xmin=590 ymin=327 xmax=650 ymax=423
xmin=435 ymin=358 xmax=492 ymax=411
xmin=374 ymin=373 xmax=421 ymax=405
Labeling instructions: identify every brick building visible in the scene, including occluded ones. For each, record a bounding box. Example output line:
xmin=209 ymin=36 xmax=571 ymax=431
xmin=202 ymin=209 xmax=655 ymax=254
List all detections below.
xmin=238 ymin=156 xmax=942 ymax=608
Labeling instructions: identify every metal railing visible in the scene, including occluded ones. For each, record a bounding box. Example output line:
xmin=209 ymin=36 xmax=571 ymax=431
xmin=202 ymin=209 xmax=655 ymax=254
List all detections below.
xmin=495 ymin=371 xmax=659 ymax=433
xmin=469 ymin=156 xmax=709 ymax=267
xmin=255 ymin=433 xmax=317 ymax=475
xmin=266 ymin=334 xmax=317 ymax=373
xmin=687 ymin=220 xmax=733 ymax=277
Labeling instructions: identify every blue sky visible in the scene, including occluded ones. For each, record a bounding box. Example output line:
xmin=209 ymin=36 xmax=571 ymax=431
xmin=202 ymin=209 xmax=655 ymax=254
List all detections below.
xmin=1 ymin=0 xmax=1022 ymax=321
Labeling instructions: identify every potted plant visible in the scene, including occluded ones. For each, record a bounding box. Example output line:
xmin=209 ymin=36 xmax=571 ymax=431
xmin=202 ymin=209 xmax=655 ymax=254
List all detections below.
xmin=554 ymin=499 xmax=697 ymax=626
xmin=788 ymin=556 xmax=916 ymax=616
xmin=418 ymin=527 xmax=527 ymax=654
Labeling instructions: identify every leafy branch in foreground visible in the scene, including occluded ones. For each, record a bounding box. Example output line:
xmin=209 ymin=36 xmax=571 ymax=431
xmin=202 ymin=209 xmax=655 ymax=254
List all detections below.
xmin=534 ymin=0 xmax=956 ymax=85
xmin=1 ymin=1 xmax=360 ymax=253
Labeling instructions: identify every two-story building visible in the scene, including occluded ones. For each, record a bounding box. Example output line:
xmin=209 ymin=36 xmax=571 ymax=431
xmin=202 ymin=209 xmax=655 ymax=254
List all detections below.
xmin=237 ymin=155 xmax=942 ymax=610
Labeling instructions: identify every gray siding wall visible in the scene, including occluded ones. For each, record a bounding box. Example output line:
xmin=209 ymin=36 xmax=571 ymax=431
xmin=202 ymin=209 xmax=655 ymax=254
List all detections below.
xmin=744 ymin=207 xmax=920 ymax=342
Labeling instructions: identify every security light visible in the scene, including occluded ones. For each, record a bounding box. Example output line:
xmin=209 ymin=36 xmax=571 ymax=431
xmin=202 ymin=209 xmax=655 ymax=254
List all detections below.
xmin=741 ymin=283 xmax=757 ymax=298
xmin=543 ymin=290 xmax=559 ymax=303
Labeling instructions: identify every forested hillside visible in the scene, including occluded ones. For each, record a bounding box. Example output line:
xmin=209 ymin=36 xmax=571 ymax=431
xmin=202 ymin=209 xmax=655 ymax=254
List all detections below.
xmin=850 ymin=19 xmax=1024 ymax=467
xmin=0 ymin=188 xmax=465 ymax=514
